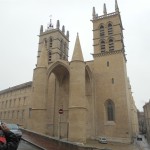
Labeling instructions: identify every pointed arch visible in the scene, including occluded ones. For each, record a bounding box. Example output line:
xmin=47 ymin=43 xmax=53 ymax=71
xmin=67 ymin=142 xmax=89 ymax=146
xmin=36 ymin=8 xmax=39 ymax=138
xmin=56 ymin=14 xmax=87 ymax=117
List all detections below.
xmin=47 ymin=61 xmax=70 ymax=82
xmin=105 ymin=99 xmax=115 ymax=121
xmin=47 ymin=61 xmax=70 ymax=138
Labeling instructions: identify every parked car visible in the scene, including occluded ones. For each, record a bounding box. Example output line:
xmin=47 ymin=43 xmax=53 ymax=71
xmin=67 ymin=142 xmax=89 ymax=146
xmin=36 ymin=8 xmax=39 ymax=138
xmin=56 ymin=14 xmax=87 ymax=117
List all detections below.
xmin=7 ymin=124 xmax=22 ymax=140
xmin=137 ymin=136 xmax=142 ymax=141
xmin=98 ymin=137 xmax=107 ymax=144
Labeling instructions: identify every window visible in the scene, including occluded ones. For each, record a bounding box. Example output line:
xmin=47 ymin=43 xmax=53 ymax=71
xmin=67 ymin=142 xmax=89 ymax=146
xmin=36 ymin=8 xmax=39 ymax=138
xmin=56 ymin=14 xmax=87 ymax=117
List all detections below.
xmin=44 ymin=38 xmax=47 ymax=47
xmin=12 ymin=111 xmax=14 ymax=118
xmin=48 ymin=37 xmax=52 ymax=62
xmin=60 ymin=40 xmax=64 ymax=59
xmin=9 ymin=99 xmax=12 ymax=108
xmin=108 ymin=23 xmax=113 ymax=35
xmin=112 ymin=78 xmax=114 ymax=84
xmin=23 ymin=97 xmax=26 ymax=105
xmin=109 ymin=39 xmax=114 ymax=51
xmin=106 ymin=100 xmax=115 ymax=121
xmin=48 ymin=50 xmax=52 ymax=62
xmin=101 ymin=40 xmax=105 ymax=52
xmin=63 ymin=43 xmax=67 ymax=60
xmin=49 ymin=37 xmax=53 ymax=48
xmin=100 ymin=25 xmax=105 ymax=37
xmin=5 ymin=100 xmax=8 ymax=108
xmin=107 ymin=61 xmax=109 ymax=67
xmin=19 ymin=98 xmax=21 ymax=106
xmin=22 ymin=110 xmax=24 ymax=119
xmin=17 ymin=111 xmax=19 ymax=119
xmin=2 ymin=101 xmax=4 ymax=108
xmin=14 ymin=99 xmax=16 ymax=107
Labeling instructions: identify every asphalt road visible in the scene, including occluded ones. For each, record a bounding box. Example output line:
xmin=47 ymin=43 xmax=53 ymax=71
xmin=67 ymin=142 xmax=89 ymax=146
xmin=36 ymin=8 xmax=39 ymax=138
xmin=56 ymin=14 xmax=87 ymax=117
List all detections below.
xmin=135 ymin=135 xmax=150 ymax=150
xmin=18 ymin=140 xmax=43 ymax=150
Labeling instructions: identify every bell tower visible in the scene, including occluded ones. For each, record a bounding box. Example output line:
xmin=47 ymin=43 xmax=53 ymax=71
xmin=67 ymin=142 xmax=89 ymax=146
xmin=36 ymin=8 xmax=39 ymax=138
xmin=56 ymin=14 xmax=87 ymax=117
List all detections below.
xmin=28 ymin=17 xmax=70 ymax=133
xmin=92 ymin=0 xmax=125 ymax=57
xmin=37 ymin=17 xmax=69 ymax=66
xmin=92 ymin=1 xmax=133 ymax=143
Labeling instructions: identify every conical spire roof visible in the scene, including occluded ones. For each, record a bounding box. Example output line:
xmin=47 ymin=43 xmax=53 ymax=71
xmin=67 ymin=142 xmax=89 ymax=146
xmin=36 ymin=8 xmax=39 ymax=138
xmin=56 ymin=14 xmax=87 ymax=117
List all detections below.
xmin=71 ymin=33 xmax=84 ymax=61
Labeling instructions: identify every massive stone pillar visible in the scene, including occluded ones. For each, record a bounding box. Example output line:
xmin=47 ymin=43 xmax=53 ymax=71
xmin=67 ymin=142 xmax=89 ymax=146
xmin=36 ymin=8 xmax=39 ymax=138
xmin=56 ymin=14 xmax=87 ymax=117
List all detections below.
xmin=68 ymin=34 xmax=87 ymax=143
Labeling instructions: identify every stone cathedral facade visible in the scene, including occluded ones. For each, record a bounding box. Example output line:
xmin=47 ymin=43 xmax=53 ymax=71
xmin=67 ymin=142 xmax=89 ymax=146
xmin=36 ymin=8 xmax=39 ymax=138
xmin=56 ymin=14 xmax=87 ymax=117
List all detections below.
xmin=0 ymin=1 xmax=139 ymax=143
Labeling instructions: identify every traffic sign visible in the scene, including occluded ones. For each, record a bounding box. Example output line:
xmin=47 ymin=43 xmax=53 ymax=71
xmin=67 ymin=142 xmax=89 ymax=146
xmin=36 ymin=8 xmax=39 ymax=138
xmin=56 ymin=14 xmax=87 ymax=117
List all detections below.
xmin=59 ymin=109 xmax=63 ymax=114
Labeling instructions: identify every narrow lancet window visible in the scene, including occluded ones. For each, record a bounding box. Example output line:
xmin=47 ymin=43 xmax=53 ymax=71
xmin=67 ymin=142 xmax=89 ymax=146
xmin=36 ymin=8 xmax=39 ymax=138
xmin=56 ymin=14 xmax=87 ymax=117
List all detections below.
xmin=109 ymin=39 xmax=114 ymax=51
xmin=101 ymin=40 xmax=105 ymax=52
xmin=100 ymin=25 xmax=105 ymax=37
xmin=48 ymin=37 xmax=53 ymax=62
xmin=49 ymin=37 xmax=53 ymax=48
xmin=108 ymin=23 xmax=113 ymax=35
xmin=60 ymin=40 xmax=64 ymax=59
xmin=106 ymin=100 xmax=115 ymax=121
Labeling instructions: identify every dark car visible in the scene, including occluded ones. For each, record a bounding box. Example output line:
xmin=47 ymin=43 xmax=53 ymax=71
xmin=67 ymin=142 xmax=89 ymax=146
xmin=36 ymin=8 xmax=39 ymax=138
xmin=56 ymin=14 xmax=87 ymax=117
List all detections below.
xmin=137 ymin=136 xmax=142 ymax=141
xmin=7 ymin=124 xmax=22 ymax=140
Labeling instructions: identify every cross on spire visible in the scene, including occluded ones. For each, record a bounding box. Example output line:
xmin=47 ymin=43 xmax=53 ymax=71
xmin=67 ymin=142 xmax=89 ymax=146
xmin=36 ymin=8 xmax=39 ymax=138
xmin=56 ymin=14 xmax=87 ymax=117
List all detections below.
xmin=47 ymin=15 xmax=53 ymax=30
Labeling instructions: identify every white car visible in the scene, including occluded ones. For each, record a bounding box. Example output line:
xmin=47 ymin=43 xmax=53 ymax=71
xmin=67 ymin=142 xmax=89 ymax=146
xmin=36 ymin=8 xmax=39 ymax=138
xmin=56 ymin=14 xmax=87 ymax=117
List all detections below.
xmin=98 ymin=137 xmax=107 ymax=144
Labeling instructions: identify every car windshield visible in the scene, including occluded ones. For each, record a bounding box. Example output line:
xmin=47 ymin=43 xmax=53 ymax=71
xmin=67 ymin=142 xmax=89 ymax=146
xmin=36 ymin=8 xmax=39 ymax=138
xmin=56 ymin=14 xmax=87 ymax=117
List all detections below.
xmin=7 ymin=124 xmax=19 ymax=130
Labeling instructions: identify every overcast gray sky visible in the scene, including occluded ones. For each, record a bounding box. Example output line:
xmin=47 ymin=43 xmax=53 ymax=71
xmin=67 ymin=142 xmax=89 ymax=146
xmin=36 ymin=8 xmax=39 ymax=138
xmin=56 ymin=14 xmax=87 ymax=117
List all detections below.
xmin=0 ymin=0 xmax=150 ymax=111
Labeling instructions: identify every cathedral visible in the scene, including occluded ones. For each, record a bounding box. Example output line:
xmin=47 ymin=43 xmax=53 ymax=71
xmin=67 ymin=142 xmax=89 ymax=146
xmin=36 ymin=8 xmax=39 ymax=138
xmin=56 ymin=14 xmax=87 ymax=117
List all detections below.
xmin=0 ymin=0 xmax=139 ymax=143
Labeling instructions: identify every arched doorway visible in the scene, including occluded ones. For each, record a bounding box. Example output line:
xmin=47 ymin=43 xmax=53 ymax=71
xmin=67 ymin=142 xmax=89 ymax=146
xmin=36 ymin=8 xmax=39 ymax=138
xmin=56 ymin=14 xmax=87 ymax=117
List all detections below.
xmin=46 ymin=62 xmax=69 ymax=139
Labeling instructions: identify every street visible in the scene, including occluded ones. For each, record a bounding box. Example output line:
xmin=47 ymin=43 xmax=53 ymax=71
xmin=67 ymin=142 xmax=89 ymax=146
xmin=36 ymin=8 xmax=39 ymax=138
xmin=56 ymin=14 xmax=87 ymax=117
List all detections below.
xmin=17 ymin=140 xmax=43 ymax=150
xmin=135 ymin=135 xmax=150 ymax=150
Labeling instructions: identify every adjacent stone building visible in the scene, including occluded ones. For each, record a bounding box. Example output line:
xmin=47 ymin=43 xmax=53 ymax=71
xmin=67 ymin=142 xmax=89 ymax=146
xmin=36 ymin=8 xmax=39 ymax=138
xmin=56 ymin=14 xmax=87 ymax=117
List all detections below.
xmin=0 ymin=1 xmax=139 ymax=143
xmin=137 ymin=111 xmax=146 ymax=134
xmin=143 ymin=100 xmax=150 ymax=143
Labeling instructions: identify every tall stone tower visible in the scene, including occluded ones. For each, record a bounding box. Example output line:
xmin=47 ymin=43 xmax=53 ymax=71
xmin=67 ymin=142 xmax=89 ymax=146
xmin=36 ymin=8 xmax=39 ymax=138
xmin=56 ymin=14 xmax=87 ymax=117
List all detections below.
xmin=28 ymin=19 xmax=70 ymax=134
xmin=91 ymin=0 xmax=133 ymax=143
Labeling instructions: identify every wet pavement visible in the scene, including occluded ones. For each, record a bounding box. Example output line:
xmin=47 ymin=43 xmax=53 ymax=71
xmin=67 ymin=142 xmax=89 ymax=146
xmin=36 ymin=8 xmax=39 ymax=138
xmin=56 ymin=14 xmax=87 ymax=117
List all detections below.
xmin=135 ymin=135 xmax=150 ymax=150
xmin=85 ymin=135 xmax=150 ymax=150
xmin=18 ymin=140 xmax=43 ymax=150
xmin=85 ymin=139 xmax=138 ymax=150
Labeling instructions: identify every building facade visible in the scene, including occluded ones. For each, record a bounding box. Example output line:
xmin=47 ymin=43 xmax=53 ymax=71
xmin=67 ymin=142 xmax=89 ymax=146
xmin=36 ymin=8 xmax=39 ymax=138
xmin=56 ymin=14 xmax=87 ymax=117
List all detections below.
xmin=137 ymin=111 xmax=146 ymax=134
xmin=0 ymin=1 xmax=139 ymax=143
xmin=143 ymin=100 xmax=150 ymax=143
